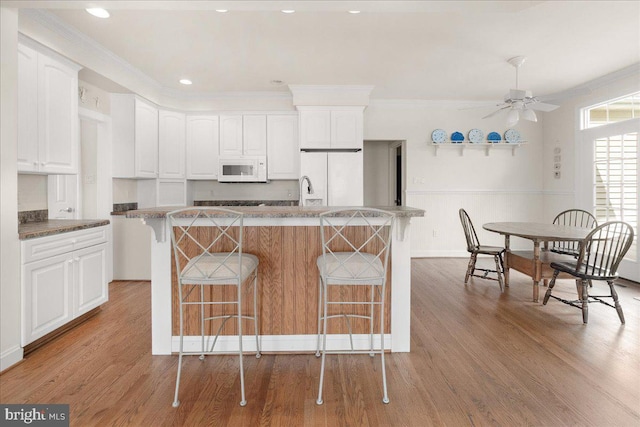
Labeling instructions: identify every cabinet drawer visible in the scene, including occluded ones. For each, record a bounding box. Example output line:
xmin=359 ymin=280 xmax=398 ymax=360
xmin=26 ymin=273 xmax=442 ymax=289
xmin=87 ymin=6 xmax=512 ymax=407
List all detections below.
xmin=22 ymin=227 xmax=108 ymax=263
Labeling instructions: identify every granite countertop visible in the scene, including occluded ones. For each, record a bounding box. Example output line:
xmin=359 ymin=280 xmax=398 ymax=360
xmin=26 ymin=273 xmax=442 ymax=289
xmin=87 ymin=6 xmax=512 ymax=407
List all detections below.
xmin=19 ymin=219 xmax=110 ymax=240
xmin=126 ymin=205 xmax=425 ymax=219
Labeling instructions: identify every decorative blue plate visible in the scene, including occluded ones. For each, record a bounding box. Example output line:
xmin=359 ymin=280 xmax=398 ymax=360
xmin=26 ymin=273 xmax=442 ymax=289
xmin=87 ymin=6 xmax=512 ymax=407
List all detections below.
xmin=431 ymin=129 xmax=447 ymax=144
xmin=451 ymin=131 xmax=464 ymax=143
xmin=487 ymin=132 xmax=502 ymax=143
xmin=468 ymin=128 xmax=484 ymax=144
xmin=504 ymin=128 xmax=521 ymax=143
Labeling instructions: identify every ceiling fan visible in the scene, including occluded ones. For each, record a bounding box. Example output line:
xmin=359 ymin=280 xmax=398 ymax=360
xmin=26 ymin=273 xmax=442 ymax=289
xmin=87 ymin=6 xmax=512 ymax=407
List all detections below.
xmin=483 ymin=56 xmax=559 ymax=125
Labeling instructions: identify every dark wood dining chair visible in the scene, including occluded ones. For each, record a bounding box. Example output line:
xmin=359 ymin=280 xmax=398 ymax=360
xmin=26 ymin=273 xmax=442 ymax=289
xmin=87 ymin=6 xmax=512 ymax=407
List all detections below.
xmin=543 ymin=221 xmax=634 ymax=324
xmin=459 ymin=209 xmax=505 ymax=292
xmin=546 ymin=209 xmax=597 ymax=257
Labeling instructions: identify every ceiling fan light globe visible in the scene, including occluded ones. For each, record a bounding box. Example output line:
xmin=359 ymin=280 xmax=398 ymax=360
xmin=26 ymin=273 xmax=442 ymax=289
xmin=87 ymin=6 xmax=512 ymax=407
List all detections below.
xmin=522 ymin=108 xmax=537 ymax=122
xmin=507 ymin=109 xmax=520 ymax=126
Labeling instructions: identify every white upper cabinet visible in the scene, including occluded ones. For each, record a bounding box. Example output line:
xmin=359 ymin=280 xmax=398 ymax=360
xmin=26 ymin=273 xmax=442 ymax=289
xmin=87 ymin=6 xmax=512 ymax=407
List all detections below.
xmin=158 ymin=110 xmax=186 ymax=179
xmin=17 ymin=42 xmax=80 ymax=174
xmin=219 ymin=114 xmax=244 ymax=156
xmin=243 ymin=115 xmax=267 ymax=156
xmin=331 ymin=109 xmax=363 ymax=149
xmin=219 ymin=114 xmax=267 ymax=156
xmin=186 ymin=115 xmax=220 ymax=180
xmin=267 ymin=115 xmax=299 ymax=180
xmin=299 ymin=107 xmax=363 ymax=150
xmin=299 ymin=110 xmax=331 ymax=149
xmin=112 ymin=95 xmax=158 ymax=178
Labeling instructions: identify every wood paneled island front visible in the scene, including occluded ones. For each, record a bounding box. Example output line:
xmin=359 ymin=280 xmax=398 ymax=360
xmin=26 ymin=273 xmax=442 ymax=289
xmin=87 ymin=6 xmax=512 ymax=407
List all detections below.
xmin=127 ymin=206 xmax=424 ymax=355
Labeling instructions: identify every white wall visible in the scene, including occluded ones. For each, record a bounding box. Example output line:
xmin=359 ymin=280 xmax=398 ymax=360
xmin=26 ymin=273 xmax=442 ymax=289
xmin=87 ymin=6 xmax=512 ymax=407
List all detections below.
xmin=81 ymin=121 xmax=98 ymax=219
xmin=17 ymin=174 xmax=47 ymax=211
xmin=363 ymin=140 xmax=392 ymax=206
xmin=189 ymin=180 xmax=299 ymax=203
xmin=1 ymin=6 xmax=23 ymax=371
xmin=542 ymin=72 xmax=640 ymax=222
xmin=364 ymin=101 xmax=544 ymax=256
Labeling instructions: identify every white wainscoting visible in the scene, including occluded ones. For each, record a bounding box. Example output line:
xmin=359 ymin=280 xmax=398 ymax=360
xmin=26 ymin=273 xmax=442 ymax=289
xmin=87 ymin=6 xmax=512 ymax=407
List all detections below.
xmin=407 ymin=190 xmax=575 ymax=258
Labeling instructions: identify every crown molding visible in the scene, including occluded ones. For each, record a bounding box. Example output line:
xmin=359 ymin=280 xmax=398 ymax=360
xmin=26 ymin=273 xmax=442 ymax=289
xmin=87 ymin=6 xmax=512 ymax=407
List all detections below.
xmin=289 ymin=84 xmax=374 ymax=106
xmin=21 ymin=9 xmax=163 ymax=93
xmin=20 ymin=9 xmax=293 ymax=105
xmin=369 ymin=99 xmax=496 ymax=109
xmin=541 ymin=63 xmax=640 ymax=104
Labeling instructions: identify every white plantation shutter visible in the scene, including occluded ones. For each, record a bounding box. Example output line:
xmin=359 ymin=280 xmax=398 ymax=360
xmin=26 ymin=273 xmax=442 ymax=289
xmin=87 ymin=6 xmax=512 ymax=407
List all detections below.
xmin=593 ymin=132 xmax=638 ymax=261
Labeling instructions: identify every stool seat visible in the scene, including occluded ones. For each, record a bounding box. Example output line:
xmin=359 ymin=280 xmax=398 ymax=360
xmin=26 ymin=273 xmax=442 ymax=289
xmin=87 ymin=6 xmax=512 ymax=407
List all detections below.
xmin=317 ymin=252 xmax=384 ymax=283
xmin=182 ymin=253 xmax=259 ymax=284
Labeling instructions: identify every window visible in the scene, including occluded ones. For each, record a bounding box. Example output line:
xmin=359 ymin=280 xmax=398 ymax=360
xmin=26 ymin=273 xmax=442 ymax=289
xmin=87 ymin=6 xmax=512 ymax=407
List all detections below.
xmin=583 ymin=92 xmax=640 ymax=129
xmin=593 ymin=132 xmax=638 ymax=261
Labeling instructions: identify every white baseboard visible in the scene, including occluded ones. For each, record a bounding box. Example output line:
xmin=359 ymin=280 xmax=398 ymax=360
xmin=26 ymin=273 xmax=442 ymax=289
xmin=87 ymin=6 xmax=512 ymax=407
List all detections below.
xmin=412 ymin=250 xmax=469 ymax=258
xmin=0 ymin=345 xmax=23 ymax=372
xmin=171 ymin=334 xmax=392 ymax=354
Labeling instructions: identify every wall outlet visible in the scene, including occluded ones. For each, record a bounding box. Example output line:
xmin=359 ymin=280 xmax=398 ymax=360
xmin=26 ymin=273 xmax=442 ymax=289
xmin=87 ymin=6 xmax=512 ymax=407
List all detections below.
xmin=432 ymin=229 xmax=437 ymax=238
xmin=554 ymin=155 xmax=561 ymax=162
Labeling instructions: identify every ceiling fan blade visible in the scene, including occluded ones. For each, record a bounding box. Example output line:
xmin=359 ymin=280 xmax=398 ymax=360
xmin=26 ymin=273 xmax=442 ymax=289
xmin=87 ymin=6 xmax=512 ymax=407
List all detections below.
xmin=528 ymin=101 xmax=559 ymax=112
xmin=482 ymin=105 xmax=511 ymax=119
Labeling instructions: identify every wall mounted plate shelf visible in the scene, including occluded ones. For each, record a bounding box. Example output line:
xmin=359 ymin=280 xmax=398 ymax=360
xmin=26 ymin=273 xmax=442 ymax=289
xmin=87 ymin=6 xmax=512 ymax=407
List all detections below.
xmin=432 ymin=141 xmax=527 ymax=156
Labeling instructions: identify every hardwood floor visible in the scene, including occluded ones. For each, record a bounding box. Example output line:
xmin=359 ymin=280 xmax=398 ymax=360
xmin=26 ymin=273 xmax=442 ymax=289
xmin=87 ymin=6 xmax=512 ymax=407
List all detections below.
xmin=1 ymin=258 xmax=639 ymax=426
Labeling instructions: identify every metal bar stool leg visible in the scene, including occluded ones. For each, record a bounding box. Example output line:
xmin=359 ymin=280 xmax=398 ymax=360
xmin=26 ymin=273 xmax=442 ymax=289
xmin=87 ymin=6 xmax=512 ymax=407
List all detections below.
xmin=380 ymin=292 xmax=389 ymax=404
xmin=316 ymin=278 xmax=329 ymax=405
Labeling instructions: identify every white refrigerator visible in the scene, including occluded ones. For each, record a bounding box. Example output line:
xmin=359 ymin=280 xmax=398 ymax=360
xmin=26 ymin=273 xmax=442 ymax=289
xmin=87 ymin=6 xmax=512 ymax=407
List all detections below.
xmin=300 ymin=151 xmax=364 ymax=206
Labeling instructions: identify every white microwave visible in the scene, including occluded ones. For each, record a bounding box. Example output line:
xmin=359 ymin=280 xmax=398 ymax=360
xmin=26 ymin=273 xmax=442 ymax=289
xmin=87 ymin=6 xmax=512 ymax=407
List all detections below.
xmin=218 ymin=156 xmax=267 ymax=182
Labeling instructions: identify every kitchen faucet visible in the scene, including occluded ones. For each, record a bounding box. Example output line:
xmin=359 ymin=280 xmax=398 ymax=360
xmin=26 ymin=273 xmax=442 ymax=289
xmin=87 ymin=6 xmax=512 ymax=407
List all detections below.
xmin=299 ymin=175 xmax=314 ymax=206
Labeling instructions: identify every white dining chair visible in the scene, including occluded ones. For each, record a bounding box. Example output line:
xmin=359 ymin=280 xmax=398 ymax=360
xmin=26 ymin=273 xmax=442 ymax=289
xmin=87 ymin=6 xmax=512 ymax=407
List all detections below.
xmin=315 ymin=208 xmax=394 ymax=404
xmin=167 ymin=207 xmax=260 ymax=407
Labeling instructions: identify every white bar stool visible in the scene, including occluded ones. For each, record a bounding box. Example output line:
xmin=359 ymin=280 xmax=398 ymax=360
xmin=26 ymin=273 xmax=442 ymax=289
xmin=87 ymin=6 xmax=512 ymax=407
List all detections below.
xmin=167 ymin=207 xmax=260 ymax=407
xmin=315 ymin=208 xmax=394 ymax=404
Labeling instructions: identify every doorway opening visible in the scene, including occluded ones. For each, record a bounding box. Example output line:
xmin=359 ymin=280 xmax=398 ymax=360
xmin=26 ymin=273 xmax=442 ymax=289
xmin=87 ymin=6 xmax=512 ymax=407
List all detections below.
xmin=363 ymin=140 xmax=405 ymax=206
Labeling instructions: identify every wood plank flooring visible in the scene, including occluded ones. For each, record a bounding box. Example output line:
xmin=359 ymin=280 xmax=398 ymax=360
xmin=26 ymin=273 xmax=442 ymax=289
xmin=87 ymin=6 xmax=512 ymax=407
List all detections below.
xmin=1 ymin=258 xmax=639 ymax=426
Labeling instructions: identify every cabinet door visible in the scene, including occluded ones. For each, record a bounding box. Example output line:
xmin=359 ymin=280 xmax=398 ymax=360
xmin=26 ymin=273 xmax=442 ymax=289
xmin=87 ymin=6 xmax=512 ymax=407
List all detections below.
xmin=300 ymin=152 xmax=327 ymax=206
xmin=37 ymin=53 xmax=78 ymax=174
xmin=299 ymin=110 xmax=331 ymax=149
xmin=159 ymin=110 xmax=186 ymax=178
xmin=328 ymin=152 xmax=363 ymax=206
xmin=243 ymin=115 xmax=267 ymax=156
xmin=17 ymin=44 xmax=39 ymax=173
xmin=22 ymin=253 xmax=73 ymax=345
xmin=331 ymin=109 xmax=363 ymax=149
xmin=219 ymin=115 xmax=243 ymax=156
xmin=74 ymin=243 xmax=108 ymax=316
xmin=134 ymin=99 xmax=158 ymax=178
xmin=267 ymin=115 xmax=299 ymax=179
xmin=186 ymin=115 xmax=219 ymax=179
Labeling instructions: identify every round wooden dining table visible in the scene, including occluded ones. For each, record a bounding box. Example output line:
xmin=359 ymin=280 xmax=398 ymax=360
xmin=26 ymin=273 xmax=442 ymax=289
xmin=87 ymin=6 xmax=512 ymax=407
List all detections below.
xmin=482 ymin=222 xmax=593 ymax=302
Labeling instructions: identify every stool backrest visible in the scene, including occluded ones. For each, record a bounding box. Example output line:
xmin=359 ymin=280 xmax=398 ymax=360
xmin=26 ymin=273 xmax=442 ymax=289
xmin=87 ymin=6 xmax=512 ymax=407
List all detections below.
xmin=319 ymin=208 xmax=394 ymax=282
xmin=167 ymin=207 xmax=244 ymax=282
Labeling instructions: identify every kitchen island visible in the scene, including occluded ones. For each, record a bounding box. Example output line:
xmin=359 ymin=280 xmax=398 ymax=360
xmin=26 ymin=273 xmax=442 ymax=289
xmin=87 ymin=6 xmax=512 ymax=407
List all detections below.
xmin=127 ymin=206 xmax=424 ymax=355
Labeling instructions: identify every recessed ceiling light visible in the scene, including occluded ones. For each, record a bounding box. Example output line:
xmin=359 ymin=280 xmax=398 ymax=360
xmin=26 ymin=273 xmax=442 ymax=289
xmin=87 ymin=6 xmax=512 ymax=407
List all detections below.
xmin=215 ymin=9 xmax=228 ymax=13
xmin=281 ymin=10 xmax=295 ymax=14
xmin=179 ymin=79 xmax=192 ymax=85
xmin=86 ymin=8 xmax=110 ymax=19
xmin=348 ymin=10 xmax=361 ymax=14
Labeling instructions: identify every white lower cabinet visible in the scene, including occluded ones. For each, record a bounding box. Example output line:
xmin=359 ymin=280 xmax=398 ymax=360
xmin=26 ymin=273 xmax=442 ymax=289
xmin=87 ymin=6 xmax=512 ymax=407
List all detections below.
xmin=22 ymin=227 xmax=108 ymax=346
